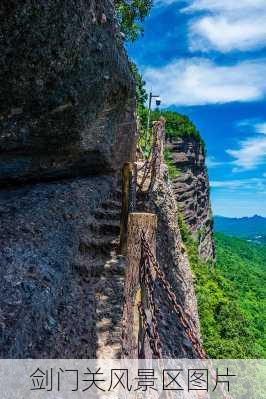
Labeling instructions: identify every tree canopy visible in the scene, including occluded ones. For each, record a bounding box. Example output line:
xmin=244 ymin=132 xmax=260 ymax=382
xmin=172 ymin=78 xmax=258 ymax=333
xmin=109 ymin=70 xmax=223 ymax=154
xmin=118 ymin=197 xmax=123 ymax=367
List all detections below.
xmin=114 ymin=0 xmax=153 ymax=41
xmin=179 ymin=221 xmax=266 ymax=359
xmin=130 ymin=61 xmax=148 ymax=110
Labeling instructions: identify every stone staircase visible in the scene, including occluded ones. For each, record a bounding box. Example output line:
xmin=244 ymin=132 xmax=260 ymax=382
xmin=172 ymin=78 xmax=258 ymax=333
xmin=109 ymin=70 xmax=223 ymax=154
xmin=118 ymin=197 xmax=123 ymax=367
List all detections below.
xmin=77 ymin=190 xmax=126 ymax=358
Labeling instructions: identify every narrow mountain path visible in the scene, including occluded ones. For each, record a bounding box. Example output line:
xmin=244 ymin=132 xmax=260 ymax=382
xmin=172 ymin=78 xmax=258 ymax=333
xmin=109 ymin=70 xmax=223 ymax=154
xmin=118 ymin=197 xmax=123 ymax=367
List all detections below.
xmin=77 ymin=190 xmax=126 ymax=358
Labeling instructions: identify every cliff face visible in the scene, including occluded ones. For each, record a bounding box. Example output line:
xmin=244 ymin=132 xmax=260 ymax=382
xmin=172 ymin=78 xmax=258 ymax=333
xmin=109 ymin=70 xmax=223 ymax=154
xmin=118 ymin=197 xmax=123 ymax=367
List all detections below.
xmin=0 ymin=0 xmax=136 ymax=184
xmin=167 ymin=136 xmax=215 ymax=260
xmin=0 ymin=0 xmax=135 ymax=358
xmin=136 ymin=180 xmax=201 ymax=358
xmin=0 ymin=1 xmax=213 ymax=360
xmin=0 ymin=177 xmax=121 ymax=358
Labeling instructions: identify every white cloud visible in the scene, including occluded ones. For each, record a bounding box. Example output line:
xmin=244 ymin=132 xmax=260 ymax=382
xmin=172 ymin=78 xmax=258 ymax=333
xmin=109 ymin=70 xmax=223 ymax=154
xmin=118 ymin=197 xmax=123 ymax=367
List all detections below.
xmin=211 ymin=179 xmax=247 ymax=189
xmin=237 ymin=119 xmax=259 ymax=129
xmin=227 ymin=119 xmax=266 ymax=171
xmin=183 ymin=0 xmax=266 ymax=52
xmin=206 ymin=156 xmax=223 ymax=168
xmin=155 ymin=0 xmax=179 ymax=5
xmin=255 ymin=123 xmax=266 ymax=135
xmin=183 ymin=0 xmax=266 ymax=13
xmin=226 ymin=136 xmax=266 ymax=171
xmin=211 ymin=177 xmax=266 ymax=190
xmin=143 ymin=58 xmax=266 ymax=106
xmin=189 ymin=15 xmax=266 ymax=52
xmin=237 ymin=119 xmax=266 ymax=134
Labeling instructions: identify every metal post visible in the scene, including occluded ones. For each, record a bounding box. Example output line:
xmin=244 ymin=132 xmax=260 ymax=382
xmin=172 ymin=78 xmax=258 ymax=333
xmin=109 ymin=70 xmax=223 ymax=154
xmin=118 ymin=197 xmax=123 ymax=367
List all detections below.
xmin=128 ymin=162 xmax=137 ymax=213
xmin=144 ymin=92 xmax=161 ymax=156
xmin=119 ymin=162 xmax=137 ymax=255
xmin=144 ymin=92 xmax=152 ymax=155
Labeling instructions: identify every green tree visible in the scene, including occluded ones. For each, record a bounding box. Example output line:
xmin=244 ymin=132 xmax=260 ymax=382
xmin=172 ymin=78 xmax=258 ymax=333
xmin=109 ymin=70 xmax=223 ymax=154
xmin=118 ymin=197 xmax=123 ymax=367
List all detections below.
xmin=179 ymin=222 xmax=266 ymax=358
xmin=137 ymin=107 xmax=206 ymax=156
xmin=114 ymin=0 xmax=153 ymax=41
xmin=130 ymin=61 xmax=148 ymax=110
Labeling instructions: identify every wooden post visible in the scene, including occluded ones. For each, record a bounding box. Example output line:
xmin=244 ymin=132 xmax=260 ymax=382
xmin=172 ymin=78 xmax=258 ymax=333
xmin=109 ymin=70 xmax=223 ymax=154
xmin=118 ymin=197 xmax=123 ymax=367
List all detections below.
xmin=128 ymin=162 xmax=137 ymax=213
xmin=122 ymin=212 xmax=157 ymax=358
xmin=119 ymin=162 xmax=136 ymax=255
xmin=149 ymin=117 xmax=166 ymax=191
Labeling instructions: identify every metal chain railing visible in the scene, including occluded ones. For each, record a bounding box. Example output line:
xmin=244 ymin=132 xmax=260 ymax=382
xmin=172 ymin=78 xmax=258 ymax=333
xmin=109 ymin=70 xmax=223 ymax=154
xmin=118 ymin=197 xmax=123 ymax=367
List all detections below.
xmin=138 ymin=301 xmax=162 ymax=358
xmin=137 ymin=157 xmax=152 ymax=192
xmin=139 ymin=231 xmax=231 ymax=399
xmin=139 ymin=231 xmax=206 ymax=359
xmin=139 ymin=247 xmax=163 ymax=358
xmin=137 ymin=118 xmax=165 ymax=192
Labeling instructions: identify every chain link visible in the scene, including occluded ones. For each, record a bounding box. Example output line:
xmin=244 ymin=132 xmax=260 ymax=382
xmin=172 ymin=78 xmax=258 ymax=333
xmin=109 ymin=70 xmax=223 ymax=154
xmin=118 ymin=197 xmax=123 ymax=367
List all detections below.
xmin=139 ymin=232 xmax=231 ymax=399
xmin=138 ymin=302 xmax=162 ymax=359
xmin=140 ymin=249 xmax=163 ymax=358
xmin=137 ymin=130 xmax=158 ymax=191
xmin=140 ymin=231 xmax=206 ymax=359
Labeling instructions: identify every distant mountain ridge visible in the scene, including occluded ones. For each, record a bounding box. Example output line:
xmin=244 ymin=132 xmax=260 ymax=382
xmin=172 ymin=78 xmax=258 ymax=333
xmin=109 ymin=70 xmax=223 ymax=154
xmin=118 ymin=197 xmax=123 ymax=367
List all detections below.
xmin=214 ymin=215 xmax=266 ymax=244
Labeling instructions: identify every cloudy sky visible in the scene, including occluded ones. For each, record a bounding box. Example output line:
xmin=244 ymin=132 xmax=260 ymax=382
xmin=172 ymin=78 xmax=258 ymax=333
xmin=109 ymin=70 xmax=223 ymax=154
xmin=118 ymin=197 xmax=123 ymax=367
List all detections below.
xmin=127 ymin=0 xmax=266 ymax=217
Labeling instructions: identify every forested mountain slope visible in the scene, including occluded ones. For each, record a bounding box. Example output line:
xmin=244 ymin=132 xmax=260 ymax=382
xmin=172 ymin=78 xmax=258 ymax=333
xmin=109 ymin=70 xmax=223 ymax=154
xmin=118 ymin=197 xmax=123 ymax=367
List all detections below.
xmin=214 ymin=215 xmax=266 ymax=245
xmin=185 ymin=231 xmax=266 ymax=358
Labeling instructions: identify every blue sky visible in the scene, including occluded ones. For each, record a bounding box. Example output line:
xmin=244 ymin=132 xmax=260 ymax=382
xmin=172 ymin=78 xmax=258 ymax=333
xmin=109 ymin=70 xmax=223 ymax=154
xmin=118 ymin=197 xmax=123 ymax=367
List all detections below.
xmin=127 ymin=0 xmax=266 ymax=217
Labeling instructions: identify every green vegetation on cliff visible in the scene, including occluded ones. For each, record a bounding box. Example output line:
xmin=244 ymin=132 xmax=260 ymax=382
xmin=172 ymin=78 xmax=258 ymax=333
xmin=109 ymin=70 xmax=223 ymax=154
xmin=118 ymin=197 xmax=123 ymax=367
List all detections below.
xmin=138 ymin=107 xmax=205 ymax=148
xmin=179 ymin=215 xmax=266 ymax=358
xmin=130 ymin=64 xmax=205 ymax=154
xmin=153 ymin=109 xmax=204 ymax=145
xmin=164 ymin=148 xmax=180 ymax=180
xmin=118 ymin=2 xmax=205 ymax=155
xmin=115 ymin=0 xmax=153 ymax=41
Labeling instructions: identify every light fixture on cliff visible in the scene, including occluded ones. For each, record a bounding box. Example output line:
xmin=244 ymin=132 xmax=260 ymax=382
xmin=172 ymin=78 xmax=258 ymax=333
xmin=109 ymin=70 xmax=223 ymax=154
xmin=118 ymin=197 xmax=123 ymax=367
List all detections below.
xmin=145 ymin=92 xmax=161 ymax=155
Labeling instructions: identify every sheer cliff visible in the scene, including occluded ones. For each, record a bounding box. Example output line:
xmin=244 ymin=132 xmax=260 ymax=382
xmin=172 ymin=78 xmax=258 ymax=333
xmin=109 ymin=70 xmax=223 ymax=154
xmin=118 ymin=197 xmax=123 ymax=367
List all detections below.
xmin=0 ymin=0 xmax=136 ymax=358
xmin=167 ymin=136 xmax=215 ymax=261
xmin=0 ymin=0 xmax=136 ymax=184
xmin=0 ymin=1 xmax=213 ymax=359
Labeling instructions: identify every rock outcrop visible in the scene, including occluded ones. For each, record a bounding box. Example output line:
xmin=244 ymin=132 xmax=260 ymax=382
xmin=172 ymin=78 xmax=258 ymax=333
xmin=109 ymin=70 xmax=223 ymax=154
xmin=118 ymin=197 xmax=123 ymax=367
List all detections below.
xmin=167 ymin=136 xmax=215 ymax=260
xmin=136 ymin=179 xmax=202 ymax=358
xmin=0 ymin=1 xmax=212 ymax=360
xmin=0 ymin=176 xmax=124 ymax=358
xmin=0 ymin=0 xmax=135 ymax=358
xmin=0 ymin=0 xmax=136 ymax=185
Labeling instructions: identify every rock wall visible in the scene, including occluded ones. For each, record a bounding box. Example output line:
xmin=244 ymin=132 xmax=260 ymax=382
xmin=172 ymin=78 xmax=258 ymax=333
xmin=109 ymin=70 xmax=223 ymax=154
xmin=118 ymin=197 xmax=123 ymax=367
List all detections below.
xmin=0 ymin=1 xmax=209 ymax=360
xmin=138 ymin=180 xmax=202 ymax=357
xmin=0 ymin=0 xmax=135 ymax=358
xmin=0 ymin=0 xmax=136 ymax=184
xmin=167 ymin=136 xmax=215 ymax=260
xmin=0 ymin=176 xmax=116 ymax=358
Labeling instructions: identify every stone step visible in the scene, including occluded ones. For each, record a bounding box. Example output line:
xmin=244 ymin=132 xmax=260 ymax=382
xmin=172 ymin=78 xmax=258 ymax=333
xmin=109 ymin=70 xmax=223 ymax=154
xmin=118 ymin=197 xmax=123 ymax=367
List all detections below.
xmin=75 ymin=255 xmax=126 ymax=280
xmin=111 ymin=190 xmax=122 ymax=201
xmin=92 ymin=259 xmax=126 ymax=278
xmin=79 ymin=236 xmax=119 ymax=255
xmin=74 ymin=259 xmax=104 ymax=279
xmin=103 ymin=255 xmax=126 ymax=276
xmin=95 ymin=274 xmax=124 ymax=359
xmin=90 ymin=219 xmax=120 ymax=236
xmin=93 ymin=208 xmax=121 ymax=221
xmin=101 ymin=199 xmax=121 ymax=211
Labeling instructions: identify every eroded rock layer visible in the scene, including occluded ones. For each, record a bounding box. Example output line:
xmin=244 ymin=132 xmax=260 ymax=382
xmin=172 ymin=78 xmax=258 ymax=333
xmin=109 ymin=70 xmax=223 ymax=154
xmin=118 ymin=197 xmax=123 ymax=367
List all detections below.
xmin=0 ymin=0 xmax=136 ymax=184
xmin=135 ymin=179 xmax=202 ymax=358
xmin=0 ymin=177 xmax=125 ymax=358
xmin=0 ymin=0 xmax=209 ymax=359
xmin=167 ymin=136 xmax=215 ymax=260
xmin=0 ymin=0 xmax=135 ymax=358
